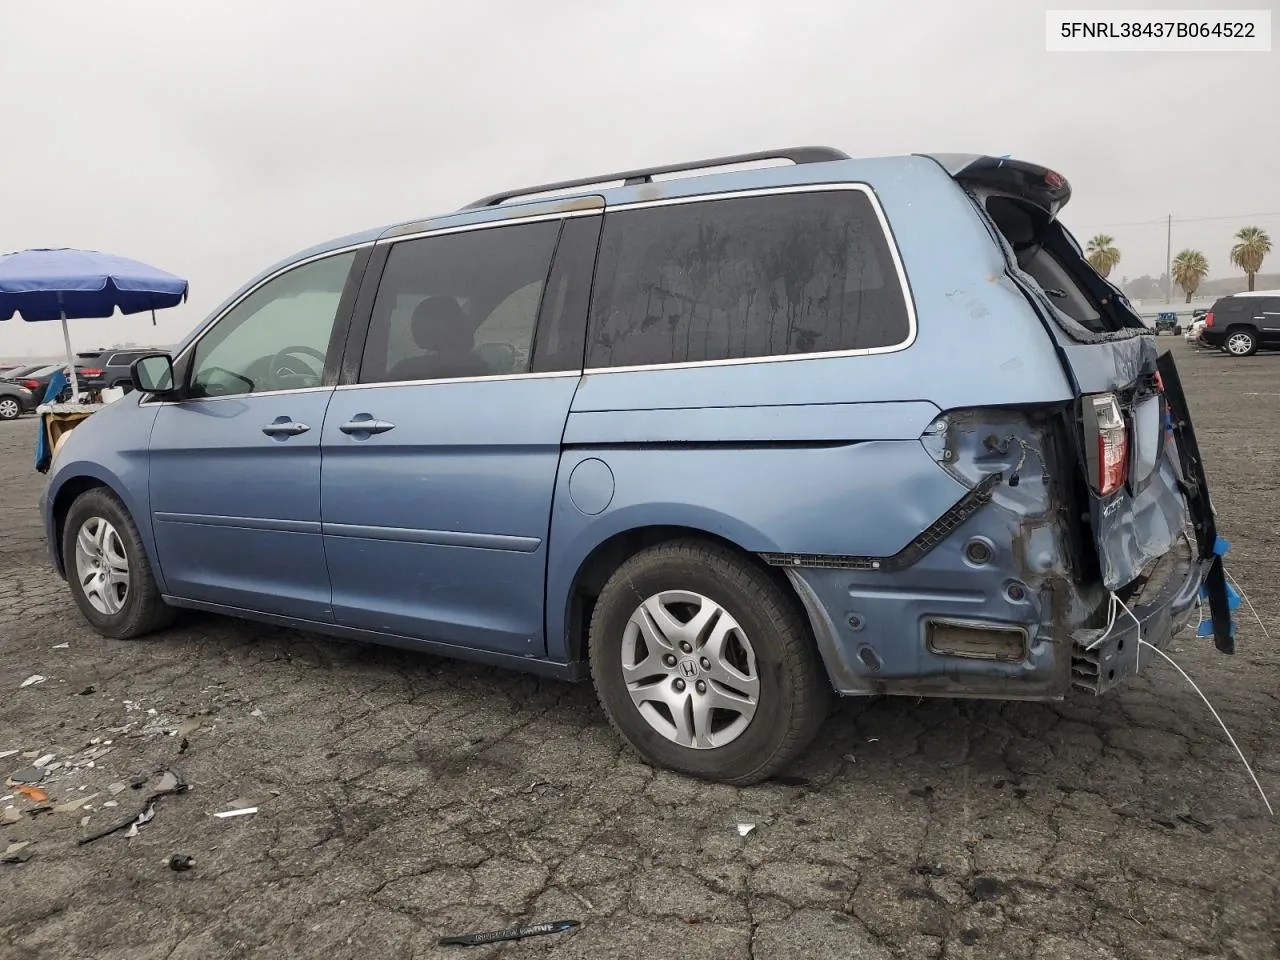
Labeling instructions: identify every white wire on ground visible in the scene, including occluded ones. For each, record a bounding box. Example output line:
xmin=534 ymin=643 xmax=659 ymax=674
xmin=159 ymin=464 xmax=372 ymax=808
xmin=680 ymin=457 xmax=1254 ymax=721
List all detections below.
xmin=1081 ymin=576 xmax=1274 ymax=815
xmin=1138 ymin=637 xmax=1275 ymax=816
xmin=1225 ymin=569 xmax=1273 ymax=643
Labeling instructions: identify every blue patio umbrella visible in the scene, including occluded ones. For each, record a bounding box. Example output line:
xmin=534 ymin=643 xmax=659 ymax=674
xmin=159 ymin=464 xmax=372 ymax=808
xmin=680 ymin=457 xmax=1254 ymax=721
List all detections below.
xmin=0 ymin=247 xmax=188 ymax=402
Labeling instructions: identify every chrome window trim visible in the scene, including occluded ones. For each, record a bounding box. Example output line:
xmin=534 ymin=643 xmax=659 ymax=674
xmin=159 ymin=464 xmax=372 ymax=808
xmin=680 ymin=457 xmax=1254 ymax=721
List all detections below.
xmin=151 ymin=385 xmax=334 ymax=406
xmin=152 ymin=181 xmax=914 ymax=400
xmin=585 ymin=182 xmax=917 ymax=375
xmin=337 ymin=370 xmax=579 ymax=392
xmin=374 ymin=208 xmax=600 ymax=247
xmin=150 ymin=211 xmax=602 ymax=404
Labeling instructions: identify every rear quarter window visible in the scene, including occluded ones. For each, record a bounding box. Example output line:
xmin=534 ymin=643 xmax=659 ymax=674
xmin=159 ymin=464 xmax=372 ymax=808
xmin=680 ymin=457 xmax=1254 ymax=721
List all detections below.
xmin=1215 ymin=298 xmax=1260 ymax=322
xmin=586 ymin=188 xmax=911 ymax=369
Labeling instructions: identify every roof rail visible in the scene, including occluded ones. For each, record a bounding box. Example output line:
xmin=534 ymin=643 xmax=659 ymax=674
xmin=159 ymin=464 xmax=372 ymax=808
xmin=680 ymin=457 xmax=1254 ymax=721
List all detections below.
xmin=462 ymin=145 xmax=850 ymax=210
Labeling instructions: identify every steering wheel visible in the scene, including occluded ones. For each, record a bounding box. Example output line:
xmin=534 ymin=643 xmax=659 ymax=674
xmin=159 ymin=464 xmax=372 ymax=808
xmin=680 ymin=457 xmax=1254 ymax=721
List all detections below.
xmin=267 ymin=344 xmax=326 ymax=389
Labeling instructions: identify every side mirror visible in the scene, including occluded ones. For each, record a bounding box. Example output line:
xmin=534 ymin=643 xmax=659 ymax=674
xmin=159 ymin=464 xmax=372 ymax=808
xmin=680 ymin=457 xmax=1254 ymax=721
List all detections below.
xmin=131 ymin=353 xmax=178 ymax=397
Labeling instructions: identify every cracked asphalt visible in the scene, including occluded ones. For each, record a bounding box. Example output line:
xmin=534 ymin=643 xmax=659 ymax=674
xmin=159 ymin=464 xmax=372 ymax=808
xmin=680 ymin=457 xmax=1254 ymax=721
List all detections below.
xmin=1 ymin=338 xmax=1278 ymax=960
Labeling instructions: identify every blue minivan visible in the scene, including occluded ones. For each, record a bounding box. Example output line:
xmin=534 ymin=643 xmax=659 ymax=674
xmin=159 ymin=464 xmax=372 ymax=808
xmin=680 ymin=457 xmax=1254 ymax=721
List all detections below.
xmin=41 ymin=147 xmax=1233 ymax=784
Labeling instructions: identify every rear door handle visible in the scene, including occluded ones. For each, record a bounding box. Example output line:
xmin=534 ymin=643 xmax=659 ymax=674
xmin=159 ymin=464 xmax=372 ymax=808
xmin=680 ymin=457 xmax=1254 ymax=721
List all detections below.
xmin=262 ymin=419 xmax=310 ymax=437
xmin=339 ymin=416 xmax=395 ymax=436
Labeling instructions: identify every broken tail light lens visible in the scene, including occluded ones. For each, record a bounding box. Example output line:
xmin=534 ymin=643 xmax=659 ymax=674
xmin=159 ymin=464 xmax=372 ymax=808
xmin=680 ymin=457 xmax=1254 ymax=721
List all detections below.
xmin=1091 ymin=394 xmax=1129 ymax=496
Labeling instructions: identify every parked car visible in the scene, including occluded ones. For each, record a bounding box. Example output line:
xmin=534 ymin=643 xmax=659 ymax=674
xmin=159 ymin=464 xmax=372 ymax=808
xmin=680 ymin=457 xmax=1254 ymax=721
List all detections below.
xmin=1199 ymin=290 xmax=1280 ymax=356
xmin=1153 ymin=311 xmax=1181 ymax=335
xmin=8 ymin=364 xmax=68 ymax=402
xmin=2 ymin=364 xmax=49 ymax=382
xmin=41 ymin=147 xmax=1231 ymax=784
xmin=0 ymin=380 xmax=36 ymax=420
xmin=75 ymin=348 xmax=166 ymax=393
xmin=1184 ymin=317 xmax=1207 ymax=344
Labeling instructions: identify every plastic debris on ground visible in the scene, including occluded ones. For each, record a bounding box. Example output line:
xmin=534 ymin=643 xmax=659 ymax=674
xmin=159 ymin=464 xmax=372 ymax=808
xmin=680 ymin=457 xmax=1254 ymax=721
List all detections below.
xmin=737 ymin=823 xmax=756 ymax=837
xmin=52 ymin=642 xmax=69 ymax=649
xmin=0 ymin=750 xmax=18 ymax=761
xmin=124 ymin=805 xmax=155 ymax=838
xmin=6 ymin=765 xmax=45 ymax=786
xmin=169 ymin=854 xmax=195 ymax=871
xmin=213 ymin=806 xmax=258 ymax=819
xmin=78 ymin=769 xmax=188 ymax=846
xmin=438 ymin=920 xmax=579 ymax=947
xmin=19 ymin=675 xmax=45 ymax=688
xmin=175 ymin=718 xmax=203 ymax=738
xmin=2 ymin=841 xmax=34 ymax=864
xmin=54 ymin=793 xmax=99 ymax=814
xmin=15 ymin=786 xmax=48 ymax=803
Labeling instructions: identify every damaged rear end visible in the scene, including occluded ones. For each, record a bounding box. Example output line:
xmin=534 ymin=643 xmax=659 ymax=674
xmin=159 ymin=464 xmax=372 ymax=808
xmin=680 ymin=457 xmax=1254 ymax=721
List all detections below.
xmin=931 ymin=155 xmax=1235 ymax=692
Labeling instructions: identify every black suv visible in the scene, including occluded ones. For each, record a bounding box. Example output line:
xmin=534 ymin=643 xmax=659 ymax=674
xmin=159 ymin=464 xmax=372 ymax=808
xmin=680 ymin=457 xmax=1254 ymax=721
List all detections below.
xmin=1200 ymin=292 xmax=1280 ymax=357
xmin=75 ymin=348 xmax=167 ymax=392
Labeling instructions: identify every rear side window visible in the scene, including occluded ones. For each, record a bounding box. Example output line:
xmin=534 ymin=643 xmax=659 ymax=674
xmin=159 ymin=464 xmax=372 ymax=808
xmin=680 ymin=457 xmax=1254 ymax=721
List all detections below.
xmin=360 ymin=220 xmax=560 ymax=384
xmin=586 ymin=189 xmax=910 ymax=369
xmin=1214 ymin=297 xmax=1258 ymax=323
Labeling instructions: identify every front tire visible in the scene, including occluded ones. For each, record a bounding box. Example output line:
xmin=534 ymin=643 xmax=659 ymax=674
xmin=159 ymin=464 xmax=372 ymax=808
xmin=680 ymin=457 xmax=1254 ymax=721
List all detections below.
xmin=0 ymin=397 xmax=20 ymax=420
xmin=62 ymin=488 xmax=176 ymax=639
xmin=588 ymin=539 xmax=831 ymax=785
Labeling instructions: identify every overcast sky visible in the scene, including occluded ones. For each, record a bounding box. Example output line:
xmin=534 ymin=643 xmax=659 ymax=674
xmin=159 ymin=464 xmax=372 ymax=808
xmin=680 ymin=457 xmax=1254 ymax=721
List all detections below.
xmin=1 ymin=0 xmax=1276 ymax=356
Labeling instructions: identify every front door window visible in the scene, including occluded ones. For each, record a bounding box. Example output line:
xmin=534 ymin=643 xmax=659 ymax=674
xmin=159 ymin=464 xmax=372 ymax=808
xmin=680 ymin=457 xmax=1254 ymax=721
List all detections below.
xmin=188 ymin=251 xmax=357 ymax=399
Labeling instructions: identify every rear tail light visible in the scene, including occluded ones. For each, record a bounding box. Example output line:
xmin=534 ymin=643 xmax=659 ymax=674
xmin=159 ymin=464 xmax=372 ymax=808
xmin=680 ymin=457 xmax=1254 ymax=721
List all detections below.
xmin=1204 ymin=311 xmax=1214 ymax=328
xmin=79 ymin=368 xmax=103 ymax=377
xmin=21 ymin=379 xmax=39 ymax=390
xmin=1090 ymin=394 xmax=1129 ymax=496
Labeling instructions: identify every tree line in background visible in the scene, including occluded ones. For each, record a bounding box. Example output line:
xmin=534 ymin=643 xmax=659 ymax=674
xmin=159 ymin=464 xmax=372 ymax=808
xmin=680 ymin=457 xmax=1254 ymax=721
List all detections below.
xmin=1084 ymin=227 xmax=1274 ymax=302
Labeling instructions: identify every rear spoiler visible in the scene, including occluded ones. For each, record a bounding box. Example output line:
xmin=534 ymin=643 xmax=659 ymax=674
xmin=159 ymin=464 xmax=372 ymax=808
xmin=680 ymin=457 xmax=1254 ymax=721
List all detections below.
xmin=918 ymin=154 xmax=1072 ymax=221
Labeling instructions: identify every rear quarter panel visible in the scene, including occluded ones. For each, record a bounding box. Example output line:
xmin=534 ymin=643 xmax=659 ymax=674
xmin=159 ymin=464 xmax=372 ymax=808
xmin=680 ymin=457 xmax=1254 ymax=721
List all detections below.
xmin=544 ymin=157 xmax=1078 ymax=663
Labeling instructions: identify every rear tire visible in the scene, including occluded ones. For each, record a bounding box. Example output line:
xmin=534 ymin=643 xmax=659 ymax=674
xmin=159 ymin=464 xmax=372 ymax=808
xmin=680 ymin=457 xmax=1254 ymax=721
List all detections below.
xmin=0 ymin=397 xmax=20 ymax=420
xmin=62 ymin=488 xmax=176 ymax=639
xmin=1225 ymin=327 xmax=1259 ymax=357
xmin=588 ymin=539 xmax=831 ymax=785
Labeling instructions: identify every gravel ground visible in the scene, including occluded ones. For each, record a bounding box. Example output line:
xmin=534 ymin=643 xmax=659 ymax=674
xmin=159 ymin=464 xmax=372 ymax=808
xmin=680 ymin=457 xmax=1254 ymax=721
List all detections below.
xmin=1 ymin=337 xmax=1277 ymax=960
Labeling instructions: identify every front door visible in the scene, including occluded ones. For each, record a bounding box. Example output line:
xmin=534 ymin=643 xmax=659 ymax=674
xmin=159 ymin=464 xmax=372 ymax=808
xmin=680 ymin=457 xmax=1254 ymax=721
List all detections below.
xmin=148 ymin=249 xmax=363 ymax=621
xmin=321 ymin=215 xmax=598 ymax=657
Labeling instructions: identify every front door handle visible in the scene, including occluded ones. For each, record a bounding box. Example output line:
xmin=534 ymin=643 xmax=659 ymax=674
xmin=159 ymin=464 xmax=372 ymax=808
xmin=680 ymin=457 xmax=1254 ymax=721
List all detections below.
xmin=262 ymin=419 xmax=310 ymax=437
xmin=339 ymin=416 xmax=395 ymax=436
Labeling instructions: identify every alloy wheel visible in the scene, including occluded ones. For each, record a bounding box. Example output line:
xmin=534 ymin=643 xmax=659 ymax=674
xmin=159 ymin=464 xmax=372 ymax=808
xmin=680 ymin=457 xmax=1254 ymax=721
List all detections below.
xmin=74 ymin=517 xmax=130 ymax=615
xmin=1227 ymin=332 xmax=1255 ymax=356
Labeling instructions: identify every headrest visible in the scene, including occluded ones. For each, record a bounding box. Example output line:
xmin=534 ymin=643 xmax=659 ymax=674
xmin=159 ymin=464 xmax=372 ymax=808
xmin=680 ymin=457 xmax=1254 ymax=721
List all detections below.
xmin=409 ymin=297 xmax=471 ymax=352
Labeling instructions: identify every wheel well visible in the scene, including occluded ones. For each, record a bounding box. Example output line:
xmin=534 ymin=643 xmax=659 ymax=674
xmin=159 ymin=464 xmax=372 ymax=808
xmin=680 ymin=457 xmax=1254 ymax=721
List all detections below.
xmin=50 ymin=477 xmax=108 ymax=575
xmin=562 ymin=525 xmax=804 ymax=664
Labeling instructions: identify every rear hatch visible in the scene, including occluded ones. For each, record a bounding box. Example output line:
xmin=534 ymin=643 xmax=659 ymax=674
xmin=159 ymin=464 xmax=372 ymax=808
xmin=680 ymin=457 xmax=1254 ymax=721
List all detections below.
xmin=922 ymin=154 xmax=1233 ymax=652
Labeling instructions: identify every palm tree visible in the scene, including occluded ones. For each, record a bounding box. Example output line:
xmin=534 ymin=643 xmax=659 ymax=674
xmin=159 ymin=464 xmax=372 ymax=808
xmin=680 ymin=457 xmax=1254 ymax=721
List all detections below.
xmin=1171 ymin=249 xmax=1210 ymax=302
xmin=1230 ymin=227 xmax=1272 ymax=291
xmin=1086 ymin=235 xmax=1121 ymax=277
